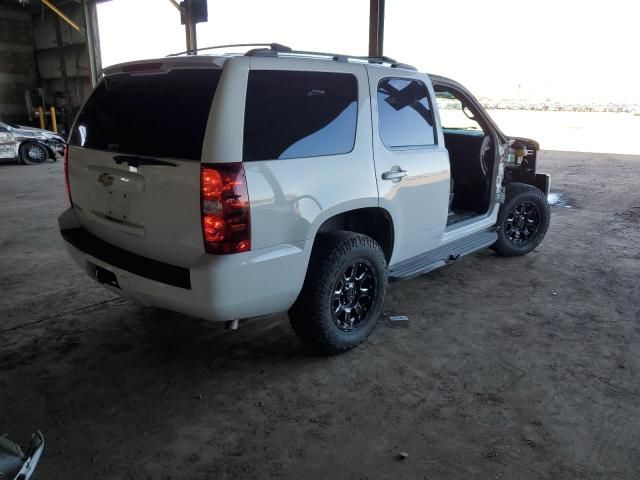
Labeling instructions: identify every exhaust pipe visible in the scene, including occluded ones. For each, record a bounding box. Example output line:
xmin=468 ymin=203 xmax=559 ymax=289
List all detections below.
xmin=226 ymin=319 xmax=239 ymax=330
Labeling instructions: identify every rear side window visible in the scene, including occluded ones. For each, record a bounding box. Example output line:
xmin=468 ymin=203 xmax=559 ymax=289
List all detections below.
xmin=377 ymin=78 xmax=436 ymax=148
xmin=70 ymin=69 xmax=221 ymax=160
xmin=243 ymin=70 xmax=358 ymax=162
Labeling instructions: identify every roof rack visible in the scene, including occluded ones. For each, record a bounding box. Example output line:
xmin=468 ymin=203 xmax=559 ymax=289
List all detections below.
xmin=168 ymin=43 xmax=417 ymax=70
xmin=246 ymin=45 xmax=417 ymax=70
xmin=167 ymin=43 xmax=292 ymax=57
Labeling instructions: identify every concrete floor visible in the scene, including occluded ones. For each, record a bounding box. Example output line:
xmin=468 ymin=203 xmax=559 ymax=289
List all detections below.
xmin=1 ymin=151 xmax=639 ymax=479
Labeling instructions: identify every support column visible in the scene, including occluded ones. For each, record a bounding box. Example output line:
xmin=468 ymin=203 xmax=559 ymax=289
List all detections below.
xmin=368 ymin=0 xmax=385 ymax=57
xmin=83 ymin=0 xmax=99 ymax=86
xmin=183 ymin=0 xmax=197 ymax=54
xmin=53 ymin=16 xmax=71 ymax=131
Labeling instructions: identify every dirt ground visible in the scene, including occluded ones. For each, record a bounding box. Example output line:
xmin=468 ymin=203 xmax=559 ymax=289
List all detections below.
xmin=1 ymin=151 xmax=639 ymax=480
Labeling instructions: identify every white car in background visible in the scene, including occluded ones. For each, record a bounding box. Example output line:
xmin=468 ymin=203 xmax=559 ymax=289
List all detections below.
xmin=0 ymin=121 xmax=65 ymax=164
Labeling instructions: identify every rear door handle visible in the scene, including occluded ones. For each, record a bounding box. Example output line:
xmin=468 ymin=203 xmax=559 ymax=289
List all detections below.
xmin=381 ymin=168 xmax=408 ymax=182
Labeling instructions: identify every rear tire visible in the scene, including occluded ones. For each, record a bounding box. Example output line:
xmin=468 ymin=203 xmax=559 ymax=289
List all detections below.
xmin=493 ymin=182 xmax=550 ymax=256
xmin=289 ymin=231 xmax=388 ymax=354
xmin=20 ymin=142 xmax=49 ymax=165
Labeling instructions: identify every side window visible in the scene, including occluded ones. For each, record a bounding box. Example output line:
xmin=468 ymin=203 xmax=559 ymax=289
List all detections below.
xmin=377 ymin=78 xmax=436 ymax=148
xmin=435 ymin=90 xmax=484 ymax=132
xmin=0 ymin=125 xmax=8 ymax=132
xmin=243 ymin=70 xmax=358 ymax=162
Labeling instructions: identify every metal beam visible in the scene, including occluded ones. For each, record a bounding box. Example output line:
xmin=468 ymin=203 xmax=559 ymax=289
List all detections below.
xmin=53 ymin=16 xmax=71 ymax=124
xmin=40 ymin=0 xmax=85 ymax=34
xmin=183 ymin=0 xmax=197 ymax=54
xmin=83 ymin=0 xmax=99 ymax=86
xmin=368 ymin=0 xmax=385 ymax=57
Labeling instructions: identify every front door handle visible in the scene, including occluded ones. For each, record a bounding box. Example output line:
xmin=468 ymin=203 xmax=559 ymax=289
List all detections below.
xmin=381 ymin=168 xmax=408 ymax=182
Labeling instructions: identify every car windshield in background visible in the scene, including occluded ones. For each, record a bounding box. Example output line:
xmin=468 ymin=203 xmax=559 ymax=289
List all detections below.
xmin=69 ymin=69 xmax=222 ymax=160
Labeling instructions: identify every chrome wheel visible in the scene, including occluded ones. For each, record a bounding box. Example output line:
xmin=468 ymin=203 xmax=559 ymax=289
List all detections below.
xmin=331 ymin=260 xmax=377 ymax=332
xmin=504 ymin=201 xmax=540 ymax=245
xmin=22 ymin=143 xmax=48 ymax=164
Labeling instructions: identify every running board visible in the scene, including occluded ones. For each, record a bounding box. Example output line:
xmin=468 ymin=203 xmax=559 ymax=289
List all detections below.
xmin=389 ymin=228 xmax=497 ymax=281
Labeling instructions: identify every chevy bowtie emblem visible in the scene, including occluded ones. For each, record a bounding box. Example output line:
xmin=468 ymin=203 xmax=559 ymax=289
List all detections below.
xmin=98 ymin=172 xmax=114 ymax=187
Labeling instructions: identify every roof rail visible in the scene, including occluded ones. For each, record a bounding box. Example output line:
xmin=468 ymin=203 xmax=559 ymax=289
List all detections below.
xmin=167 ymin=42 xmax=291 ymax=57
xmin=167 ymin=43 xmax=417 ymax=71
xmin=246 ymin=46 xmax=417 ymax=70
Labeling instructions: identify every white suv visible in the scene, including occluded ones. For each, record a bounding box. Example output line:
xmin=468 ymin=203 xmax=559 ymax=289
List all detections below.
xmin=59 ymin=44 xmax=551 ymax=353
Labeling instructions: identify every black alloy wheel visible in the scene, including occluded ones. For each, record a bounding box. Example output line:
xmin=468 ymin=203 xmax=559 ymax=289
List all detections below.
xmin=289 ymin=231 xmax=388 ymax=354
xmin=493 ymin=182 xmax=550 ymax=257
xmin=332 ymin=260 xmax=377 ymax=332
xmin=503 ymin=201 xmax=540 ymax=245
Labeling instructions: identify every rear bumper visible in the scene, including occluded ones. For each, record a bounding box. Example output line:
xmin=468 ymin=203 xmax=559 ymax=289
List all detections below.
xmin=58 ymin=208 xmax=310 ymax=322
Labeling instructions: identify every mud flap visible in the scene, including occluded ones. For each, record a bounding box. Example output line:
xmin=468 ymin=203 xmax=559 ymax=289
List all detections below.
xmin=0 ymin=431 xmax=44 ymax=480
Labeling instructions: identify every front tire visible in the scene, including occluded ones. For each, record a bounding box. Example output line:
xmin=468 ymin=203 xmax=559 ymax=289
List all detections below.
xmin=289 ymin=231 xmax=388 ymax=354
xmin=20 ymin=142 xmax=49 ymax=165
xmin=493 ymin=182 xmax=550 ymax=256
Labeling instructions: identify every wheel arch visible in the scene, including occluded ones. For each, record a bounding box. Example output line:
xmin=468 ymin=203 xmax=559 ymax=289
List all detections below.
xmin=314 ymin=207 xmax=395 ymax=263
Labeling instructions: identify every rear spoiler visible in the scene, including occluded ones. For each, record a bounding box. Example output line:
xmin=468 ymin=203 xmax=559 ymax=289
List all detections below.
xmin=103 ymin=57 xmax=225 ymax=76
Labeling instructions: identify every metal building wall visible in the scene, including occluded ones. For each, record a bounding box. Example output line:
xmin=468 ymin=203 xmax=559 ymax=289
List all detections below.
xmin=32 ymin=3 xmax=93 ymax=121
xmin=0 ymin=8 xmax=37 ymax=123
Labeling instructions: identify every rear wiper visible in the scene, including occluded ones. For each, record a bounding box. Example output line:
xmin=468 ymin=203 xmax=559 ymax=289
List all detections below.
xmin=113 ymin=155 xmax=176 ymax=167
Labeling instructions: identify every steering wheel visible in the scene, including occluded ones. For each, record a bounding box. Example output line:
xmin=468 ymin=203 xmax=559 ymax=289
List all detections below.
xmin=479 ymin=135 xmax=492 ymax=176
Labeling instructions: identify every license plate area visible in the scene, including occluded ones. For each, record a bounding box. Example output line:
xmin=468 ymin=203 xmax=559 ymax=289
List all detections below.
xmin=87 ymin=166 xmax=144 ymax=225
xmin=88 ymin=261 xmax=120 ymax=289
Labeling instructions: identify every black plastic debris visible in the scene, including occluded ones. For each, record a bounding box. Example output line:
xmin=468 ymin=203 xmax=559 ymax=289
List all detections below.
xmin=389 ymin=315 xmax=410 ymax=327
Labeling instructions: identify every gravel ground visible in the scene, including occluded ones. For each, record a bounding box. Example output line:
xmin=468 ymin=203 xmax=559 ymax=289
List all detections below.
xmin=1 ymin=151 xmax=639 ymax=479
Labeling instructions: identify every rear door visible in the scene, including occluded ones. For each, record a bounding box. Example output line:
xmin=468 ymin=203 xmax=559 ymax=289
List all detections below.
xmin=367 ymin=68 xmax=450 ymax=264
xmin=67 ymin=67 xmax=222 ymax=266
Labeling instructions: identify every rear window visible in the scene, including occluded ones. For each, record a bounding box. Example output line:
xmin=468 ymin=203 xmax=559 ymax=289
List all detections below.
xmin=243 ymin=70 xmax=358 ymax=162
xmin=69 ymin=69 xmax=221 ymax=160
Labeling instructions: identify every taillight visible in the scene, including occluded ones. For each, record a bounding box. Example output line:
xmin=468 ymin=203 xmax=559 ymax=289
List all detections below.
xmin=64 ymin=144 xmax=72 ymax=206
xmin=200 ymin=163 xmax=251 ymax=254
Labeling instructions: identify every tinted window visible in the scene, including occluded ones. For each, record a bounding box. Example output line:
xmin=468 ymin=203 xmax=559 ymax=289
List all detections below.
xmin=377 ymin=78 xmax=435 ymax=148
xmin=70 ymin=69 xmax=221 ymax=160
xmin=243 ymin=71 xmax=358 ymax=162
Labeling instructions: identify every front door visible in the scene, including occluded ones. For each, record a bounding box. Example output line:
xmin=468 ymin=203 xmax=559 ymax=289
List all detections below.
xmin=368 ymin=70 xmax=450 ymax=265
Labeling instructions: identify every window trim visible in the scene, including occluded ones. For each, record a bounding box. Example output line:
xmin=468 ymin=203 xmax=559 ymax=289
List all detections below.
xmin=242 ymin=70 xmax=359 ymax=162
xmin=376 ymin=76 xmax=438 ymax=151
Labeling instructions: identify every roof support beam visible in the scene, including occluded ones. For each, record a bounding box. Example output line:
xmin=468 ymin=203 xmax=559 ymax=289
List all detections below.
xmin=169 ymin=0 xmax=198 ymax=55
xmin=40 ymin=0 xmax=85 ymax=34
xmin=183 ymin=0 xmax=198 ymax=54
xmin=369 ymin=0 xmax=385 ymax=57
xmin=83 ymin=0 xmax=100 ymax=86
